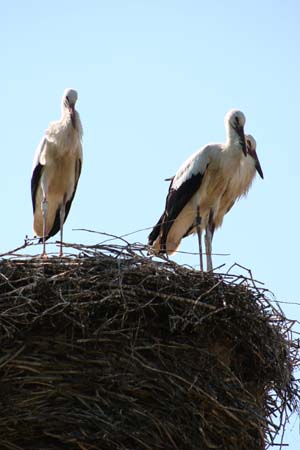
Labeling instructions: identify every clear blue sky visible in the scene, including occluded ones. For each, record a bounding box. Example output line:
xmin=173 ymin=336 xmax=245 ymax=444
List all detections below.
xmin=0 ymin=1 xmax=299 ymax=446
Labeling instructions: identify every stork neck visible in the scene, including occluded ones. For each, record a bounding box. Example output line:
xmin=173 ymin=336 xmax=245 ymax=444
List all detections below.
xmin=61 ymin=105 xmax=71 ymax=119
xmin=61 ymin=106 xmax=75 ymax=128
xmin=226 ymin=126 xmax=243 ymax=152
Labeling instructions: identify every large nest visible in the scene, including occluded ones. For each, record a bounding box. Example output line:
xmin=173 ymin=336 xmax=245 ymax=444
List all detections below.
xmin=0 ymin=241 xmax=299 ymax=450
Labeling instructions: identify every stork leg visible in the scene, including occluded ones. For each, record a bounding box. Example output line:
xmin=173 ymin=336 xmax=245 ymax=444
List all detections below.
xmin=205 ymin=211 xmax=215 ymax=272
xmin=205 ymin=226 xmax=213 ymax=272
xmin=41 ymin=197 xmax=48 ymax=258
xmin=59 ymin=196 xmax=67 ymax=257
xmin=196 ymin=206 xmax=203 ymax=271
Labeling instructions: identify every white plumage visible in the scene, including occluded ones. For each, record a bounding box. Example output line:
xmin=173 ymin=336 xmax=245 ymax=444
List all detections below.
xmin=210 ymin=134 xmax=263 ymax=233
xmin=148 ymin=109 xmax=247 ymax=271
xmin=31 ymin=88 xmax=83 ymax=257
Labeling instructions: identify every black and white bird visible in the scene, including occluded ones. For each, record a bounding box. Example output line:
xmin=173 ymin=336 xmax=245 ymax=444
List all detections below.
xmin=148 ymin=109 xmax=247 ymax=271
xmin=171 ymin=134 xmax=264 ymax=271
xmin=31 ymin=88 xmax=83 ymax=257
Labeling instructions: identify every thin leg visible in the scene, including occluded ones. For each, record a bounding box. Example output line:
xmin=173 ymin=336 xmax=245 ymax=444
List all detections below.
xmin=59 ymin=200 xmax=66 ymax=257
xmin=40 ymin=174 xmax=48 ymax=258
xmin=41 ymin=197 xmax=48 ymax=257
xmin=205 ymin=210 xmax=215 ymax=272
xmin=196 ymin=206 xmax=203 ymax=271
xmin=205 ymin=226 xmax=213 ymax=271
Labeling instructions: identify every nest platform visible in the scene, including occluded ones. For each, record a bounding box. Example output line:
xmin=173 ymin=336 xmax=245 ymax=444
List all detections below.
xmin=0 ymin=242 xmax=299 ymax=450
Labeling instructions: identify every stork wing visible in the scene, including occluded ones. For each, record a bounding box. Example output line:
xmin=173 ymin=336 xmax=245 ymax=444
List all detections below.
xmin=31 ymin=138 xmax=46 ymax=213
xmin=160 ymin=172 xmax=204 ymax=248
xmin=46 ymin=158 xmax=82 ymax=240
xmin=148 ymin=174 xmax=175 ymax=245
xmin=148 ymin=212 xmax=165 ymax=246
xmin=160 ymin=147 xmax=210 ymax=250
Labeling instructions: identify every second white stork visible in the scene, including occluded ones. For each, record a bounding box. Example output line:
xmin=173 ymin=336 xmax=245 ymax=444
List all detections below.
xmin=148 ymin=109 xmax=247 ymax=271
xmin=31 ymin=88 xmax=83 ymax=257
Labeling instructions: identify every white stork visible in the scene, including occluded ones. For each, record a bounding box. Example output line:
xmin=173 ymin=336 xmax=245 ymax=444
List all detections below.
xmin=203 ymin=134 xmax=264 ymax=269
xmin=148 ymin=109 xmax=247 ymax=271
xmin=31 ymin=88 xmax=83 ymax=257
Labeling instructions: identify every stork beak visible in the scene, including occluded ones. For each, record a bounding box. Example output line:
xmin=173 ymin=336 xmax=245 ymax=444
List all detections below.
xmin=253 ymin=152 xmax=264 ymax=179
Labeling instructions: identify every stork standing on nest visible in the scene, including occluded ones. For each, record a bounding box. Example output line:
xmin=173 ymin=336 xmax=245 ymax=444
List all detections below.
xmin=203 ymin=134 xmax=264 ymax=262
xmin=148 ymin=109 xmax=247 ymax=271
xmin=31 ymin=88 xmax=83 ymax=257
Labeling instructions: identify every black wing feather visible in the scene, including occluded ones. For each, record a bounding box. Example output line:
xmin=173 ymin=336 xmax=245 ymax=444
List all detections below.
xmin=148 ymin=176 xmax=175 ymax=246
xmin=148 ymin=212 xmax=164 ymax=245
xmin=160 ymin=172 xmax=204 ymax=251
xmin=31 ymin=138 xmax=47 ymax=213
xmin=31 ymin=163 xmax=44 ymax=214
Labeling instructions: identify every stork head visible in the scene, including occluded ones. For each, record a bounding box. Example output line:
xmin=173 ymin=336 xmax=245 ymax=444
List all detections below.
xmin=245 ymin=134 xmax=264 ymax=179
xmin=225 ymin=109 xmax=247 ymax=156
xmin=62 ymin=88 xmax=78 ymax=127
